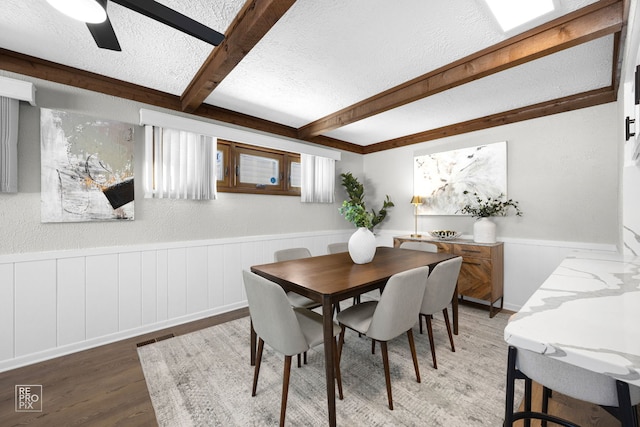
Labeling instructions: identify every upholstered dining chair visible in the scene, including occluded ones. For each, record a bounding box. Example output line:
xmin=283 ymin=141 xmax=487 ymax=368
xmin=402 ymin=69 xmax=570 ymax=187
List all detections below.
xmin=336 ymin=265 xmax=429 ymax=410
xmin=399 ymin=241 xmax=439 ymax=253
xmin=418 ymin=256 xmax=462 ymax=369
xmin=243 ymin=270 xmax=343 ymax=427
xmin=274 ymin=248 xmax=322 ymax=310
xmin=327 ymin=242 xmax=348 ymax=254
xmin=505 ymin=345 xmax=640 ymax=427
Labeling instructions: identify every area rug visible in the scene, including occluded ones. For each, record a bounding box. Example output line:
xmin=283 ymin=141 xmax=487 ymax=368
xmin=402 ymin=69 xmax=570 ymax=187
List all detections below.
xmin=138 ymin=304 xmax=520 ymax=426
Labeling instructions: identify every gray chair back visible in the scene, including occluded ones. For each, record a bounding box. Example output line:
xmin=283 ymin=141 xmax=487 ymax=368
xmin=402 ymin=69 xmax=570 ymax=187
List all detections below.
xmin=420 ymin=257 xmax=462 ymax=315
xmin=242 ymin=270 xmax=309 ymax=356
xmin=366 ymin=266 xmax=429 ymax=341
xmin=327 ymin=242 xmax=348 ymax=254
xmin=399 ymin=241 xmax=438 ymax=253
xmin=274 ymin=247 xmax=312 ymax=262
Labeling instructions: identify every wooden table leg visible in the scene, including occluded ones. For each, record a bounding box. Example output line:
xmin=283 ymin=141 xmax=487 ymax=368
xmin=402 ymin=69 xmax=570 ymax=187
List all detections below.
xmin=250 ymin=318 xmax=256 ymax=366
xmin=322 ymin=296 xmax=337 ymax=427
xmin=452 ymin=284 xmax=459 ymax=335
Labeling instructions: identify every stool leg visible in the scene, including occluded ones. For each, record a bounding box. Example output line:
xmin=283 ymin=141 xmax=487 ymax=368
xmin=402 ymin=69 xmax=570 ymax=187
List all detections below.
xmin=504 ymin=346 xmax=518 ymax=426
xmin=542 ymin=386 xmax=551 ymax=427
xmin=616 ymin=380 xmax=636 ymax=427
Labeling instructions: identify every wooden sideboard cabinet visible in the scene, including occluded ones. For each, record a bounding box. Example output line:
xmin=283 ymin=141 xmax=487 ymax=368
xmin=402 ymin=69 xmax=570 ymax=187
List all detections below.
xmin=393 ymin=235 xmax=504 ymax=318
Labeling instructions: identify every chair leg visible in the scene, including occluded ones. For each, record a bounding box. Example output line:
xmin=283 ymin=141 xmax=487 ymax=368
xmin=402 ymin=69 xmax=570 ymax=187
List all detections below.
xmin=280 ymin=355 xmax=292 ymax=427
xmin=297 ymin=353 xmax=301 ymax=368
xmin=425 ymin=314 xmax=437 ymax=369
xmin=372 ymin=340 xmax=376 ymax=354
xmin=304 ymin=351 xmax=307 ymax=365
xmin=380 ymin=341 xmax=394 ymax=410
xmin=442 ymin=308 xmax=455 ymax=352
xmin=252 ymin=338 xmax=264 ymax=396
xmin=337 ymin=325 xmax=346 ymax=365
xmin=333 ymin=337 xmax=343 ymax=400
xmin=419 ymin=313 xmax=424 ymax=334
xmin=407 ymin=329 xmax=421 ymax=383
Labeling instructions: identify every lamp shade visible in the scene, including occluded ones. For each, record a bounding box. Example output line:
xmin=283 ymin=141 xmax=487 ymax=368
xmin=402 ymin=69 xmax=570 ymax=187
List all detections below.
xmin=47 ymin=0 xmax=107 ymax=23
xmin=410 ymin=195 xmax=423 ymax=205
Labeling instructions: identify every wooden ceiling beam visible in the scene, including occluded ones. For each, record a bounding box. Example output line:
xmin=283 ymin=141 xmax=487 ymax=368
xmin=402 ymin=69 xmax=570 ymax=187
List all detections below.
xmin=297 ymin=0 xmax=624 ymax=139
xmin=363 ymin=87 xmax=617 ymax=154
xmin=180 ymin=0 xmax=296 ymax=113
xmin=0 ymin=48 xmax=363 ymax=154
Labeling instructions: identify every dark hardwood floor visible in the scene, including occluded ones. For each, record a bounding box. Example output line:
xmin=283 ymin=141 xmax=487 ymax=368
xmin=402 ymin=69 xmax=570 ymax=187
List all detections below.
xmin=0 ymin=306 xmax=630 ymax=426
xmin=0 ymin=308 xmax=248 ymax=427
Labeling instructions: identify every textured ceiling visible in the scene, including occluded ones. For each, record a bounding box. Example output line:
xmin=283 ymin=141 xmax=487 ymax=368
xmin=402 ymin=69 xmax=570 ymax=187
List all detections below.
xmin=0 ymin=0 xmax=614 ymax=148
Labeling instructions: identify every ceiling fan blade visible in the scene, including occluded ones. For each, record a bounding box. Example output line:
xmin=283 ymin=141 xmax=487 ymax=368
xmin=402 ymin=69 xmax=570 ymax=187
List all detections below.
xmin=111 ymin=0 xmax=224 ymax=46
xmin=86 ymin=15 xmax=122 ymax=51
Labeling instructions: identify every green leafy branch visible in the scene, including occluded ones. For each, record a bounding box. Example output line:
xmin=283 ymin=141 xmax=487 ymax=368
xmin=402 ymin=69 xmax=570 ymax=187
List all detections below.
xmin=338 ymin=172 xmax=394 ymax=230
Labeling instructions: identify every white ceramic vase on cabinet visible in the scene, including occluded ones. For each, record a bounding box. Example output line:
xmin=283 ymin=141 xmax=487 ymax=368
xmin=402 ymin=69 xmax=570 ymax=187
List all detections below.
xmin=473 ymin=217 xmax=496 ymax=243
xmin=348 ymin=227 xmax=377 ymax=264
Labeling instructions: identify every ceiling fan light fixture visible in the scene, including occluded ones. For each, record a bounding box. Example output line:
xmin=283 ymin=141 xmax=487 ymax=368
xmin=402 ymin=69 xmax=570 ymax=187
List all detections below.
xmin=484 ymin=0 xmax=554 ymax=32
xmin=46 ymin=0 xmax=107 ymax=24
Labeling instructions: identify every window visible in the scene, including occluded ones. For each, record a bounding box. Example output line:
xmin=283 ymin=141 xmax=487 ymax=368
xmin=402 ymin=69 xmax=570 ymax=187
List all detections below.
xmin=217 ymin=140 xmax=301 ymax=196
xmin=140 ymin=109 xmax=337 ymax=200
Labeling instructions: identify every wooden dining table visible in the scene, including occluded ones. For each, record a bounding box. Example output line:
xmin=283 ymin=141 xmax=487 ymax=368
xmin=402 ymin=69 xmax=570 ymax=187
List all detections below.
xmin=250 ymin=246 xmax=457 ymax=427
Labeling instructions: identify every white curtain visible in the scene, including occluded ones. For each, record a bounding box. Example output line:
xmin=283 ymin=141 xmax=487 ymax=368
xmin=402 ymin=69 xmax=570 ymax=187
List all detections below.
xmin=301 ymin=154 xmax=335 ymax=203
xmin=144 ymin=125 xmax=217 ymax=200
xmin=0 ymin=96 xmax=18 ymax=193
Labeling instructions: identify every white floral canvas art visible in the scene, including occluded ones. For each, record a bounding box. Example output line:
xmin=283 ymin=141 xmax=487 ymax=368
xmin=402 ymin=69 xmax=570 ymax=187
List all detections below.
xmin=414 ymin=141 xmax=507 ymax=215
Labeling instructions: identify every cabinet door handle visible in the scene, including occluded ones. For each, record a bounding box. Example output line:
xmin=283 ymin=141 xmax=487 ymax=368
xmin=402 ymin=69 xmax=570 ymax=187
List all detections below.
xmin=463 ymin=260 xmax=482 ymax=266
xmin=461 ymin=249 xmax=482 ymax=254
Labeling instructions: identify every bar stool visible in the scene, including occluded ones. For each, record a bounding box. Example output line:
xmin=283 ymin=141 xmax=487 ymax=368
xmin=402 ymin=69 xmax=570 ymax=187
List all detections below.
xmin=505 ymin=345 xmax=640 ymax=427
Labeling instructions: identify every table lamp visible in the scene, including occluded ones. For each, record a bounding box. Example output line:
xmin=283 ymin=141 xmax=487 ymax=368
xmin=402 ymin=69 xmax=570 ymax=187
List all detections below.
xmin=410 ymin=196 xmax=423 ymax=237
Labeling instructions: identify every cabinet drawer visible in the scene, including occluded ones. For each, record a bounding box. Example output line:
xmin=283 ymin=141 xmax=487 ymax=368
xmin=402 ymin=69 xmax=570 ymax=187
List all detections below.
xmin=453 ymin=244 xmax=492 ymax=259
xmin=458 ymin=258 xmax=492 ymax=300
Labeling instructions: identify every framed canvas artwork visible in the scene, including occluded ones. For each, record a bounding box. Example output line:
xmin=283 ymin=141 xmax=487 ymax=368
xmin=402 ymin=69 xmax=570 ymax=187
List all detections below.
xmin=41 ymin=109 xmax=135 ymax=222
xmin=413 ymin=141 xmax=507 ymax=215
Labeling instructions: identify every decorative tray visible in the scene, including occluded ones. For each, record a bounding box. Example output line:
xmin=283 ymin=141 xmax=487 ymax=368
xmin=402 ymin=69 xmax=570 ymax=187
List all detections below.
xmin=428 ymin=230 xmax=461 ymax=240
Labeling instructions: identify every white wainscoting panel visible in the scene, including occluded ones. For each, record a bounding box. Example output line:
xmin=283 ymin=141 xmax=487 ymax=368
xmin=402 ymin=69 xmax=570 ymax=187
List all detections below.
xmin=14 ymin=260 xmax=57 ymax=357
xmin=119 ymin=252 xmax=142 ymax=332
xmin=207 ymin=245 xmax=225 ymax=309
xmin=186 ymin=246 xmax=208 ymax=314
xmin=141 ymin=250 xmax=158 ymax=326
xmin=86 ymin=254 xmax=119 ymax=340
xmin=0 ymin=263 xmax=14 ymax=361
xmin=0 ymin=230 xmax=352 ymax=372
xmin=156 ymin=249 xmax=169 ymax=322
xmin=57 ymin=257 xmax=86 ymax=346
xmin=167 ymin=248 xmax=187 ymax=320
xmin=0 ymin=229 xmax=614 ymax=372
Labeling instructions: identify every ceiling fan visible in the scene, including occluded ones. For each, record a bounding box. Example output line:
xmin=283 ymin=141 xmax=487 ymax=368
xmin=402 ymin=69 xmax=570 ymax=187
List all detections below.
xmin=46 ymin=0 xmax=225 ymax=51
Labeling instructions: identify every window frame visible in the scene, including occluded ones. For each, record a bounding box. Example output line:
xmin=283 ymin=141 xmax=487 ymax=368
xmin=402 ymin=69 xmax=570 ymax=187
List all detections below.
xmin=217 ymin=140 xmax=301 ymax=196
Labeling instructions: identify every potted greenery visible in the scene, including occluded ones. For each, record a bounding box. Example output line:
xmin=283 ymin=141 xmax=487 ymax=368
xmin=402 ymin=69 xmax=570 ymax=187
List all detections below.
xmin=338 ymin=172 xmax=394 ymax=230
xmin=338 ymin=172 xmax=394 ymax=263
xmin=459 ymin=191 xmax=522 ymax=243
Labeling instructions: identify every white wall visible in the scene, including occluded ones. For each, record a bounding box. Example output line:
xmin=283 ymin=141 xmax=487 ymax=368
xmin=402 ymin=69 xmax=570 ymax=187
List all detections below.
xmin=363 ymin=103 xmax=619 ymax=245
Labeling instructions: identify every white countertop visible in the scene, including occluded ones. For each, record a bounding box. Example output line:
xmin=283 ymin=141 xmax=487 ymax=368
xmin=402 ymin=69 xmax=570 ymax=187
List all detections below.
xmin=504 ymin=250 xmax=640 ymax=386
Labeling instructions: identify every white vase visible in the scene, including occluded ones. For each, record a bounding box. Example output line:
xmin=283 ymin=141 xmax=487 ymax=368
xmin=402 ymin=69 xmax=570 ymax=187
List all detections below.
xmin=473 ymin=217 xmax=496 ymax=243
xmin=348 ymin=227 xmax=377 ymax=264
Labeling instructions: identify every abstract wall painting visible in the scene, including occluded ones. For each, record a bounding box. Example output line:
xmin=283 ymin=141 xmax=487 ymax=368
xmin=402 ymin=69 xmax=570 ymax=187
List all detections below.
xmin=413 ymin=141 xmax=507 ymax=215
xmin=41 ymin=108 xmax=135 ymax=222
